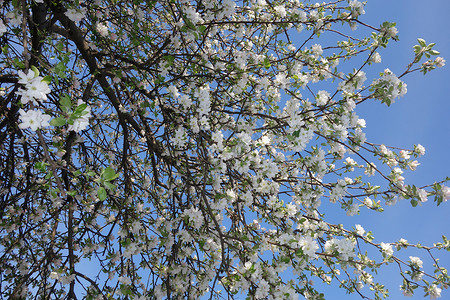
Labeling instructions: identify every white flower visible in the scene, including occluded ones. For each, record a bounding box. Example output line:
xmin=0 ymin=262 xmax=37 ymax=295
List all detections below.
xmin=275 ymin=72 xmax=289 ymax=89
xmin=372 ymin=68 xmax=407 ymax=105
xmin=19 ymin=79 xmax=51 ymax=103
xmin=196 ymin=85 xmax=211 ymax=116
xmin=325 ymin=238 xmax=355 ymax=260
xmin=184 ymin=6 xmax=203 ymax=24
xmin=118 ymin=276 xmax=132 ymax=285
xmin=298 ymin=236 xmax=319 ymax=259
xmin=18 ymin=109 xmax=51 ymax=131
xmin=16 ymin=70 xmax=51 ymax=104
xmin=18 ymin=70 xmax=37 ymax=85
xmin=65 ymin=8 xmax=86 ymax=23
xmin=179 ymin=94 xmax=192 ymax=109
xmin=385 ymin=26 xmax=398 ymax=38
xmin=441 ymin=186 xmax=450 ymax=202
xmin=50 ymin=271 xmax=59 ymax=280
xmin=316 ymin=90 xmax=329 ymax=106
xmin=184 ymin=207 xmax=203 ymax=229
xmin=429 ymin=284 xmax=442 ymax=299
xmin=435 ymin=57 xmax=446 ymax=68
xmin=220 ymin=0 xmax=236 ymax=19
xmin=357 ymin=118 xmax=366 ymax=128
xmin=407 ymin=158 xmax=419 ymax=170
xmin=256 ymin=0 xmax=267 ymax=8
xmin=0 ymin=20 xmax=6 ymax=37
xmin=365 ymin=163 xmax=376 ymax=176
xmin=349 ymin=0 xmax=365 ymax=17
xmin=371 ymin=52 xmax=382 ymax=63
xmin=274 ymin=6 xmax=286 ymax=18
xmin=380 ymin=242 xmax=393 ymax=257
xmin=211 ymin=130 xmax=224 ymax=151
xmin=415 ymin=144 xmax=425 ymax=156
xmin=400 ymin=284 xmax=413 ymax=297
xmin=417 ymin=189 xmax=428 ymax=202
xmin=311 ymin=44 xmax=323 ymax=58
xmin=346 ymin=203 xmax=359 ymax=216
xmin=409 ymin=256 xmax=423 ymax=268
xmin=68 ymin=100 xmax=92 ymax=132
xmin=255 ymin=279 xmax=270 ymax=299
xmin=96 ymin=23 xmax=109 ymax=36
xmin=6 ymin=10 xmax=22 ymax=26
xmin=167 ymin=85 xmax=180 ymax=98
xmin=364 ymin=197 xmax=373 ymax=208
xmin=355 ymin=224 xmax=365 ymax=236
xmin=171 ymin=127 xmax=187 ymax=148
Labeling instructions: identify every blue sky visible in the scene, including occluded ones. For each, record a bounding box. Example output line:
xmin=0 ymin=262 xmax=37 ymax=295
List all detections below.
xmin=317 ymin=0 xmax=450 ymax=299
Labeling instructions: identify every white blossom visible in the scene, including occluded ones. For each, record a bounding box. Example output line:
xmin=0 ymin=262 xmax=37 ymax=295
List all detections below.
xmin=96 ymin=23 xmax=109 ymax=36
xmin=371 ymin=52 xmax=382 ymax=63
xmin=68 ymin=100 xmax=92 ymax=132
xmin=380 ymin=242 xmax=393 ymax=257
xmin=65 ymin=8 xmax=86 ymax=23
xmin=355 ymin=224 xmax=365 ymax=236
xmin=18 ymin=109 xmax=51 ymax=131
xmin=0 ymin=20 xmax=6 ymax=36
xmin=316 ymin=90 xmax=330 ymax=106
xmin=435 ymin=57 xmax=446 ymax=68
xmin=415 ymin=144 xmax=426 ymax=156
xmin=441 ymin=186 xmax=450 ymax=202
xmin=409 ymin=256 xmax=423 ymax=269
xmin=372 ymin=68 xmax=407 ymax=105
xmin=16 ymin=70 xmax=51 ymax=104
xmin=429 ymin=284 xmax=442 ymax=299
xmin=349 ymin=0 xmax=365 ymax=16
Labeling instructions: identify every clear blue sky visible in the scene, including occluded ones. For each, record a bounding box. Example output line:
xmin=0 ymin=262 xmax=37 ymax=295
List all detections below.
xmin=318 ymin=0 xmax=450 ymax=299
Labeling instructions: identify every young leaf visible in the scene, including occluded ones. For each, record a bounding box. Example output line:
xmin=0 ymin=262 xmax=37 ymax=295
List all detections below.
xmin=98 ymin=187 xmax=107 ymax=201
xmin=50 ymin=117 xmax=67 ymax=127
xmin=60 ymin=95 xmax=72 ymax=111
xmin=102 ymin=167 xmax=119 ymax=181
xmin=417 ymin=38 xmax=426 ymax=47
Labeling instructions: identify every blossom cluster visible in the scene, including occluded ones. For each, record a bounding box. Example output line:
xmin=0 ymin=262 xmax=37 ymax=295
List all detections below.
xmin=15 ymin=68 xmax=91 ymax=132
xmin=16 ymin=69 xmax=51 ymax=131
xmin=371 ymin=68 xmax=407 ymax=106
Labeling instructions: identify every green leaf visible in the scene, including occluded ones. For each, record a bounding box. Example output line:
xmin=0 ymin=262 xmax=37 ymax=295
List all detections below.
xmin=31 ymin=65 xmax=39 ymax=77
xmin=35 ymin=161 xmax=47 ymax=172
xmin=263 ymin=57 xmax=271 ymax=69
xmin=429 ymin=50 xmax=440 ymax=55
xmin=50 ymin=117 xmax=67 ymax=127
xmin=102 ymin=167 xmax=119 ymax=181
xmin=13 ymin=58 xmax=25 ymax=69
xmin=55 ymin=61 xmax=67 ymax=78
xmin=413 ymin=45 xmax=421 ymax=54
xmin=60 ymin=95 xmax=72 ymax=111
xmin=417 ymin=38 xmax=426 ymax=47
xmin=103 ymin=181 xmax=116 ymax=191
xmin=42 ymin=75 xmax=52 ymax=84
xmin=163 ymin=55 xmax=175 ymax=66
xmin=44 ymin=171 xmax=53 ymax=180
xmin=74 ymin=103 xmax=88 ymax=114
xmin=98 ymin=187 xmax=107 ymax=201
